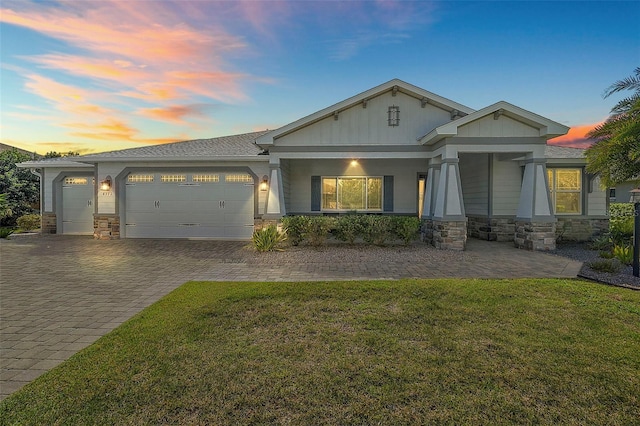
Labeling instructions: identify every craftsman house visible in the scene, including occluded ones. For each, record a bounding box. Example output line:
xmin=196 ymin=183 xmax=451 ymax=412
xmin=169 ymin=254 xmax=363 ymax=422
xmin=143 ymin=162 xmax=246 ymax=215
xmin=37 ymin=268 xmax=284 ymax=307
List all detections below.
xmin=19 ymin=79 xmax=609 ymax=250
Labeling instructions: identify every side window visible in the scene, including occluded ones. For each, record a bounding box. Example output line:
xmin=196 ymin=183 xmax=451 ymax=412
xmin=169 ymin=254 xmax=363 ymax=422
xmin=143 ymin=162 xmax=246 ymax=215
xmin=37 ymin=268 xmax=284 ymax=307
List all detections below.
xmin=548 ymin=169 xmax=581 ymax=214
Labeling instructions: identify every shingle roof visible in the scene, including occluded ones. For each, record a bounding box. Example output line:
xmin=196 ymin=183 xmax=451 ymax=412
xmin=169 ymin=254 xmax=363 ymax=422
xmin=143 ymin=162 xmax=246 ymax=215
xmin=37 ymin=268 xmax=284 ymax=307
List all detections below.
xmin=79 ymin=130 xmax=269 ymax=160
xmin=545 ymin=145 xmax=586 ymax=159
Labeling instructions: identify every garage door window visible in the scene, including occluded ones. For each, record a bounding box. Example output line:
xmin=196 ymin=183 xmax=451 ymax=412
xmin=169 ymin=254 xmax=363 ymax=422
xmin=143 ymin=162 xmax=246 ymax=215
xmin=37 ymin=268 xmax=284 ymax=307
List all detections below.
xmin=225 ymin=174 xmax=253 ymax=183
xmin=161 ymin=174 xmax=186 ymax=183
xmin=64 ymin=177 xmax=88 ymax=185
xmin=128 ymin=174 xmax=154 ymax=183
xmin=192 ymin=174 xmax=219 ymax=183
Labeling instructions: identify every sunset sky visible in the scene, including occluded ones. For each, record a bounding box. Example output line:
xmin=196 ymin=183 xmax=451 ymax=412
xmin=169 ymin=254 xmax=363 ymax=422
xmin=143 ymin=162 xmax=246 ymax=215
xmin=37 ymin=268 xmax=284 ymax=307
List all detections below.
xmin=1 ymin=1 xmax=638 ymax=155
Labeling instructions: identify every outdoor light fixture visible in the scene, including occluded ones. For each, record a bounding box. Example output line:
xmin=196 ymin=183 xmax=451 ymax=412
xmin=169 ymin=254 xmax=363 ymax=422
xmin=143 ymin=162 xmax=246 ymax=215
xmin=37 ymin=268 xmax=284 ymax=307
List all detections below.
xmin=260 ymin=175 xmax=269 ymax=191
xmin=100 ymin=176 xmax=112 ymax=191
xmin=630 ymin=188 xmax=640 ymax=203
xmin=350 ymin=159 xmax=359 ymax=167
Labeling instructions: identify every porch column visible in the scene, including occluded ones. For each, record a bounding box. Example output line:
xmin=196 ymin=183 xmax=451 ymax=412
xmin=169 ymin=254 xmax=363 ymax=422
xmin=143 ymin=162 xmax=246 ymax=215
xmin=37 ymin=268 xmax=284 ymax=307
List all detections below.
xmin=515 ymin=156 xmax=556 ymax=251
xmin=430 ymin=153 xmax=467 ymax=250
xmin=421 ymin=158 xmax=441 ymax=220
xmin=265 ymin=165 xmax=286 ymax=218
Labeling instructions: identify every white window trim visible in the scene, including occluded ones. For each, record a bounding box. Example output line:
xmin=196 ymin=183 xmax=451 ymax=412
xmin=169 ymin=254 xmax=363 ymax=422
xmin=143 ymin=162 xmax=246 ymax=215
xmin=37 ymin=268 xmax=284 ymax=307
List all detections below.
xmin=548 ymin=168 xmax=582 ymax=215
xmin=321 ymin=176 xmax=384 ymax=212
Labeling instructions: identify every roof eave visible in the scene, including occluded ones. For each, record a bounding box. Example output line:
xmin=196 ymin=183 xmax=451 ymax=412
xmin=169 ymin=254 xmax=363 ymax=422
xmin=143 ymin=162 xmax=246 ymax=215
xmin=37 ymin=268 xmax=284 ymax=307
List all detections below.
xmin=16 ymin=161 xmax=94 ymax=168
xmin=75 ymin=155 xmax=268 ymax=163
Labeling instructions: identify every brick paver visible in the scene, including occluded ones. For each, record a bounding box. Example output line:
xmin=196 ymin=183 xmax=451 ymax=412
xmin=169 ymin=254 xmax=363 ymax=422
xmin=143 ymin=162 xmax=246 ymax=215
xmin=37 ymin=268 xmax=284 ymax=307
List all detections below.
xmin=0 ymin=234 xmax=582 ymax=400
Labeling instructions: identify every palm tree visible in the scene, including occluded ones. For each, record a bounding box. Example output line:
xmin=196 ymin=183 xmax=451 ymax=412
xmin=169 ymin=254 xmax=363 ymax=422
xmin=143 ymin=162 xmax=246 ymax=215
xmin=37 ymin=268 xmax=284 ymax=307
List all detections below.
xmin=586 ymin=67 xmax=640 ymax=187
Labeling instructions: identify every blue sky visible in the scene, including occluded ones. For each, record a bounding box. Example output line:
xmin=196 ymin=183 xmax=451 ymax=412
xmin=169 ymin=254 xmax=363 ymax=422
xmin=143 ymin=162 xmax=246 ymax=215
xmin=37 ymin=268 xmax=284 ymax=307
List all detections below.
xmin=1 ymin=0 xmax=638 ymax=154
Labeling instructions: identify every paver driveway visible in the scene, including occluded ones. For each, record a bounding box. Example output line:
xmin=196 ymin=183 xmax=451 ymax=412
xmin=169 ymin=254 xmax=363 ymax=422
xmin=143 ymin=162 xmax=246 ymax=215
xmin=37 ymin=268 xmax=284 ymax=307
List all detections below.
xmin=0 ymin=234 xmax=582 ymax=400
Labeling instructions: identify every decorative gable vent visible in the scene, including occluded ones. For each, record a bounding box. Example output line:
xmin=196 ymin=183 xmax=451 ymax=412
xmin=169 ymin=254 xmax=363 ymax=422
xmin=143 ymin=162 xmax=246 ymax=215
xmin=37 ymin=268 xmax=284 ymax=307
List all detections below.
xmin=388 ymin=105 xmax=400 ymax=127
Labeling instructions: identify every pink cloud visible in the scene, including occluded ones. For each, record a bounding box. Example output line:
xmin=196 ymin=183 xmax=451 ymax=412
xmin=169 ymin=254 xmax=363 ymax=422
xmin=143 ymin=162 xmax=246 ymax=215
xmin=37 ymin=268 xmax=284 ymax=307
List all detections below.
xmin=2 ymin=1 xmax=255 ymax=106
xmin=548 ymin=123 xmax=600 ymax=149
xmin=137 ymin=104 xmax=214 ymax=124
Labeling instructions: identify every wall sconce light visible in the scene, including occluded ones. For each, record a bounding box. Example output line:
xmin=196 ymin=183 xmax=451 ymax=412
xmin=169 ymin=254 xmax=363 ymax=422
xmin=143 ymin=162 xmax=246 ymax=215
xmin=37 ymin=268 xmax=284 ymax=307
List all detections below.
xmin=350 ymin=159 xmax=359 ymax=167
xmin=100 ymin=176 xmax=112 ymax=191
xmin=260 ymin=175 xmax=269 ymax=191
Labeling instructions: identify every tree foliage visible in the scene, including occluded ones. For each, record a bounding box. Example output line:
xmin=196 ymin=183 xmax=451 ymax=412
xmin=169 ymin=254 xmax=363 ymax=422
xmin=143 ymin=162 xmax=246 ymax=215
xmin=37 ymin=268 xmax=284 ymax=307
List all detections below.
xmin=585 ymin=67 xmax=640 ymax=187
xmin=44 ymin=151 xmax=80 ymax=158
xmin=0 ymin=149 xmax=39 ymax=226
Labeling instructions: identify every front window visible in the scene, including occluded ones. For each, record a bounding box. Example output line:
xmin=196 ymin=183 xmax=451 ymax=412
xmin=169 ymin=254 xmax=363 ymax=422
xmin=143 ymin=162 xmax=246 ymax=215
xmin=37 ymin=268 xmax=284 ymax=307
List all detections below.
xmin=547 ymin=168 xmax=582 ymax=214
xmin=322 ymin=177 xmax=382 ymax=210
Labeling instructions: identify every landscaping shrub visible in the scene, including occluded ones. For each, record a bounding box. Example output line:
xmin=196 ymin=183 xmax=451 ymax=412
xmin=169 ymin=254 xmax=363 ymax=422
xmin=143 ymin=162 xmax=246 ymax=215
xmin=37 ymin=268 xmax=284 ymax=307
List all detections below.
xmin=252 ymin=225 xmax=286 ymax=252
xmin=588 ymin=234 xmax=613 ymax=251
xmin=609 ymin=203 xmax=634 ymax=246
xmin=281 ymin=216 xmax=309 ymax=246
xmin=0 ymin=227 xmax=14 ymax=239
xmin=16 ymin=213 xmax=40 ymax=231
xmin=599 ymin=250 xmax=614 ymax=259
xmin=362 ymin=215 xmax=393 ymax=246
xmin=306 ymin=216 xmax=335 ymax=246
xmin=334 ymin=214 xmax=364 ymax=244
xmin=392 ymin=216 xmax=421 ymax=245
xmin=588 ymin=259 xmax=621 ymax=273
xmin=613 ymin=244 xmax=633 ymax=265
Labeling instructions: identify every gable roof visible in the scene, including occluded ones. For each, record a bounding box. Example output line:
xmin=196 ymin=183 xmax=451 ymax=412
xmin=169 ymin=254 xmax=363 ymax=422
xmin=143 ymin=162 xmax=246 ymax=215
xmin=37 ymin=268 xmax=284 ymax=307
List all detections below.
xmin=418 ymin=101 xmax=570 ymax=144
xmin=255 ymin=79 xmax=475 ymax=147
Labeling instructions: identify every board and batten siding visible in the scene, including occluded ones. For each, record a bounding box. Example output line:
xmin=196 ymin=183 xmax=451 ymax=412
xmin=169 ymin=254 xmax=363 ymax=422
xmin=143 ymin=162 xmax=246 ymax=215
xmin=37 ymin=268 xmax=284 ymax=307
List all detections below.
xmin=287 ymin=159 xmax=424 ymax=214
xmin=280 ymin=160 xmax=292 ymax=214
xmin=491 ymin=156 xmax=522 ymax=215
xmin=457 ymin=115 xmax=540 ymax=138
xmin=276 ymin=91 xmax=451 ymax=146
xmin=458 ymin=153 xmax=489 ymax=215
xmin=587 ymin=176 xmax=608 ymax=216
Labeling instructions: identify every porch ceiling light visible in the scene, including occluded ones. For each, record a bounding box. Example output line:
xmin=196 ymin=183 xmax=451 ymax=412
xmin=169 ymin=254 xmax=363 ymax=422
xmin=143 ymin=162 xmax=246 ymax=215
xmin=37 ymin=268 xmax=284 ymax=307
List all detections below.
xmin=100 ymin=176 xmax=112 ymax=191
xmin=350 ymin=159 xmax=359 ymax=167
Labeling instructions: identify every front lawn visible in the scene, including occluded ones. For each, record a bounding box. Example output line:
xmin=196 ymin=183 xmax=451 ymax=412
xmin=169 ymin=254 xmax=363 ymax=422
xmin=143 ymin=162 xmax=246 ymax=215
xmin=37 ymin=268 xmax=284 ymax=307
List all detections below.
xmin=2 ymin=279 xmax=639 ymax=424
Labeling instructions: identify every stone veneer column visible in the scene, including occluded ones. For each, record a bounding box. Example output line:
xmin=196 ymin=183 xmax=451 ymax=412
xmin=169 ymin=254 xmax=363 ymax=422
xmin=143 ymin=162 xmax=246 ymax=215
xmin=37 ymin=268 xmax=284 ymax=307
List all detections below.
xmin=420 ymin=158 xmax=439 ymax=246
xmin=93 ymin=214 xmax=120 ymax=240
xmin=515 ymin=156 xmax=556 ymax=251
xmin=41 ymin=213 xmax=57 ymax=234
xmin=430 ymin=155 xmax=467 ymax=251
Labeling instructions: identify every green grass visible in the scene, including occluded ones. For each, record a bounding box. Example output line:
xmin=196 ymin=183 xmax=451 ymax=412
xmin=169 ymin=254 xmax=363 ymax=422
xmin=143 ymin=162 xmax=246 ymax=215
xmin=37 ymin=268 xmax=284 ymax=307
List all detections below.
xmin=2 ymin=279 xmax=639 ymax=425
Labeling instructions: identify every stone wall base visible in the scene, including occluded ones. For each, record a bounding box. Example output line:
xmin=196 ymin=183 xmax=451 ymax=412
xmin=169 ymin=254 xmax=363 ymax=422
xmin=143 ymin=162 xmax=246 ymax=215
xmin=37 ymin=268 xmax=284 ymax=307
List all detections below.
xmin=467 ymin=216 xmax=516 ymax=242
xmin=556 ymin=217 xmax=609 ymax=242
xmin=422 ymin=218 xmax=467 ymax=251
xmin=94 ymin=215 xmax=120 ymax=240
xmin=515 ymin=221 xmax=556 ymax=251
xmin=42 ymin=213 xmax=56 ymax=234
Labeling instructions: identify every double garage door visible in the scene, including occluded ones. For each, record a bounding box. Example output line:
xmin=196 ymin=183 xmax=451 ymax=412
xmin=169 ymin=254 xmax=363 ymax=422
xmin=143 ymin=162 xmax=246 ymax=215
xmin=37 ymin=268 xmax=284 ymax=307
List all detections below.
xmin=124 ymin=171 xmax=255 ymax=239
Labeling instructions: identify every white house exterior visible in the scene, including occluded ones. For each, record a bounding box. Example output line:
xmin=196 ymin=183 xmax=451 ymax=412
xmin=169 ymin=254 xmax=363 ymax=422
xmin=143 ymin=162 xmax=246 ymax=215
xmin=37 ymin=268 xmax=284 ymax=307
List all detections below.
xmin=19 ymin=79 xmax=609 ymax=250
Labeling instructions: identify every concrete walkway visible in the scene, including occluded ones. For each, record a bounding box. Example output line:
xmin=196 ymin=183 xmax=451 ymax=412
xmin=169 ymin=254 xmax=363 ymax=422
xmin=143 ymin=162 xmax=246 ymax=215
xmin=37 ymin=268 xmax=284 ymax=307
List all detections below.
xmin=0 ymin=235 xmax=582 ymax=400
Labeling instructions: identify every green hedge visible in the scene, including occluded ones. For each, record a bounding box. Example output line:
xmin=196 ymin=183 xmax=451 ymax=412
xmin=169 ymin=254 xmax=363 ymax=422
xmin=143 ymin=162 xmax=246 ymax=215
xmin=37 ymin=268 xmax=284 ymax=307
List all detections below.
xmin=281 ymin=214 xmax=421 ymax=246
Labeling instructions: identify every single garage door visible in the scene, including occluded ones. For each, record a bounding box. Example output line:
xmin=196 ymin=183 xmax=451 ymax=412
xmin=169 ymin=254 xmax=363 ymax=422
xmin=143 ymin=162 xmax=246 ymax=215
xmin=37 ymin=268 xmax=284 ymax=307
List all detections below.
xmin=124 ymin=172 xmax=255 ymax=239
xmin=61 ymin=176 xmax=94 ymax=235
